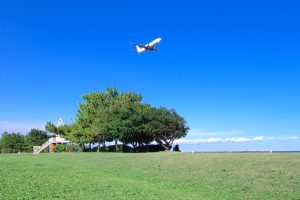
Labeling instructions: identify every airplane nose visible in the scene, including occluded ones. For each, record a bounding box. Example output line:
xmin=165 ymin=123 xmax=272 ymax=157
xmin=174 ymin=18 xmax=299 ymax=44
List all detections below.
xmin=158 ymin=38 xmax=162 ymax=42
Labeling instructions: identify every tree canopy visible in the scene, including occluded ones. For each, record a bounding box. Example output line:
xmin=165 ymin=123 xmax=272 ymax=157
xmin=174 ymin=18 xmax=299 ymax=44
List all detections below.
xmin=63 ymin=87 xmax=189 ymax=151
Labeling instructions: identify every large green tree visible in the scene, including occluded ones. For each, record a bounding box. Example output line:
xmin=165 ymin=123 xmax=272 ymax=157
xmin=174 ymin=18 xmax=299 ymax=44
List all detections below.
xmin=112 ymin=103 xmax=156 ymax=149
xmin=25 ymin=129 xmax=49 ymax=151
xmin=74 ymin=87 xmax=120 ymax=150
xmin=96 ymin=90 xmax=144 ymax=149
xmin=74 ymin=87 xmax=142 ymax=151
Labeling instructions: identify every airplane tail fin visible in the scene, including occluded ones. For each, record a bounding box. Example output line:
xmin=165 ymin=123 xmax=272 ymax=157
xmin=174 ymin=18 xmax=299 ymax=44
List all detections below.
xmin=135 ymin=45 xmax=144 ymax=54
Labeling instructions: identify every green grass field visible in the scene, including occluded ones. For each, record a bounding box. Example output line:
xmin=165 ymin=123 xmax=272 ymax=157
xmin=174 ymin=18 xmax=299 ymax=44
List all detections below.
xmin=0 ymin=152 xmax=299 ymax=199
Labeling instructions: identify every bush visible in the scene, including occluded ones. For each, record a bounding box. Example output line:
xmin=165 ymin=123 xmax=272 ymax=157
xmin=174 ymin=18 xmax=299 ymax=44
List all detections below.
xmin=83 ymin=147 xmax=91 ymax=152
xmin=1 ymin=149 xmax=14 ymax=153
xmin=122 ymin=145 xmax=133 ymax=152
xmin=135 ymin=144 xmax=165 ymax=152
xmin=173 ymin=144 xmax=180 ymax=152
xmin=52 ymin=144 xmax=165 ymax=153
xmin=53 ymin=144 xmax=80 ymax=153
xmin=53 ymin=144 xmax=66 ymax=153
xmin=92 ymin=145 xmax=132 ymax=152
xmin=66 ymin=144 xmax=80 ymax=152
xmin=93 ymin=144 xmax=165 ymax=153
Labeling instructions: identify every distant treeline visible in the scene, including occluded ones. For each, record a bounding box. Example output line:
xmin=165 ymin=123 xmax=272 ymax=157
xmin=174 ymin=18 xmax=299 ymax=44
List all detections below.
xmin=45 ymin=87 xmax=189 ymax=152
xmin=0 ymin=129 xmax=49 ymax=153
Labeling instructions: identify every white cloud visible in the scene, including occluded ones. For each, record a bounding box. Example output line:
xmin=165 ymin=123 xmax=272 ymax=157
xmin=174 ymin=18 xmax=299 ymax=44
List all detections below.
xmin=269 ymin=136 xmax=299 ymax=141
xmin=253 ymin=136 xmax=264 ymax=141
xmin=174 ymin=136 xmax=264 ymax=144
xmin=0 ymin=121 xmax=46 ymax=134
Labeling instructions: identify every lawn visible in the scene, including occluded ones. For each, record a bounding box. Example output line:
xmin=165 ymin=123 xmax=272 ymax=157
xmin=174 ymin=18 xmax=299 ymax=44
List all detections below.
xmin=0 ymin=152 xmax=299 ymax=199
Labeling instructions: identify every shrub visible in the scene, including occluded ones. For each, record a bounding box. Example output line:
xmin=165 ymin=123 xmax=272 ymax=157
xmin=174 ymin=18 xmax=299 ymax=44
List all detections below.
xmin=135 ymin=144 xmax=165 ymax=152
xmin=1 ymin=149 xmax=14 ymax=153
xmin=66 ymin=144 xmax=80 ymax=152
xmin=53 ymin=144 xmax=80 ymax=152
xmin=91 ymin=145 xmax=133 ymax=152
xmin=173 ymin=144 xmax=180 ymax=152
xmin=53 ymin=144 xmax=66 ymax=153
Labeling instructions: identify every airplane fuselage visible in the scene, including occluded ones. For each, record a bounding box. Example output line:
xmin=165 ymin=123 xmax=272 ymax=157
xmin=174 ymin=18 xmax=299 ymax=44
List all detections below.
xmin=146 ymin=38 xmax=161 ymax=49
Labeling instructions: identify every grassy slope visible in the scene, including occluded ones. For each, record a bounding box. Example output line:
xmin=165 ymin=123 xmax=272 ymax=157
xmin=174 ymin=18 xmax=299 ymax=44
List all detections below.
xmin=0 ymin=152 xmax=299 ymax=200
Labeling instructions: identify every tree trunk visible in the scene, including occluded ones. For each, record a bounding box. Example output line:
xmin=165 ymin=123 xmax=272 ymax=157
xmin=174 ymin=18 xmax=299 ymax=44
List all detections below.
xmin=132 ymin=143 xmax=137 ymax=151
xmin=97 ymin=141 xmax=100 ymax=152
xmin=162 ymin=142 xmax=170 ymax=150
xmin=115 ymin=140 xmax=118 ymax=152
xmin=156 ymin=140 xmax=169 ymax=150
xmin=169 ymin=141 xmax=174 ymax=150
xmin=103 ymin=141 xmax=107 ymax=152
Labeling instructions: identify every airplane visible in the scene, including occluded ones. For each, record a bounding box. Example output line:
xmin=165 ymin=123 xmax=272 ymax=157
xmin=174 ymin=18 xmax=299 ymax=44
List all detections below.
xmin=131 ymin=38 xmax=162 ymax=54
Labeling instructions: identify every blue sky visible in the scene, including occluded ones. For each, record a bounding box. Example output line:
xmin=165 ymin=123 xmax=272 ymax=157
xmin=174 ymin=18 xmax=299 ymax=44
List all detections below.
xmin=0 ymin=0 xmax=299 ymax=151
